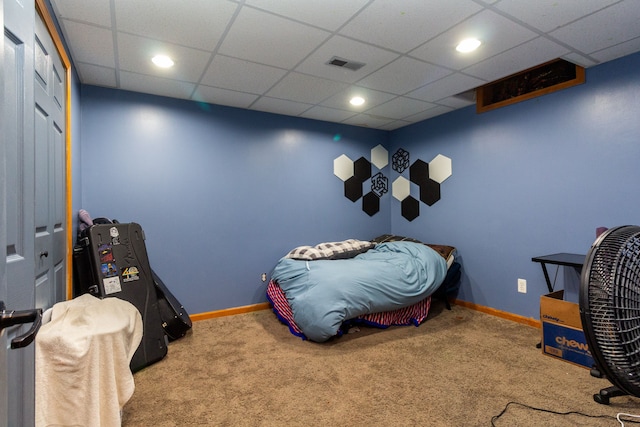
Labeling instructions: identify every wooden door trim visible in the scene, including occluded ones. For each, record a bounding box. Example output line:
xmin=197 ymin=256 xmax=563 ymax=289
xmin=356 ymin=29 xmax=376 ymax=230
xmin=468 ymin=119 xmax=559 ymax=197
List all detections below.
xmin=35 ymin=0 xmax=72 ymax=300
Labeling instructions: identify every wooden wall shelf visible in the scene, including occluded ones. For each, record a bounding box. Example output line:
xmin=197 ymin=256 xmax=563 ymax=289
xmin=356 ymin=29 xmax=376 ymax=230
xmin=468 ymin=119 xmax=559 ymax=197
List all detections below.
xmin=476 ymin=59 xmax=585 ymax=113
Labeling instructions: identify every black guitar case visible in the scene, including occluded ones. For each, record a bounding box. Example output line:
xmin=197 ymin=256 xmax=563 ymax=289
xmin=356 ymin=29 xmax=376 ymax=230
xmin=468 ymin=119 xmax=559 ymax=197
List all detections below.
xmin=152 ymin=269 xmax=192 ymax=341
xmin=76 ymin=214 xmax=192 ymax=343
xmin=72 ymin=222 xmax=168 ymax=372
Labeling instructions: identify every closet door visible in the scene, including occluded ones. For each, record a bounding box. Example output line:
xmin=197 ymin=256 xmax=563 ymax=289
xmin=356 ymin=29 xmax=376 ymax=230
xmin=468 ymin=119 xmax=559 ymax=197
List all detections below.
xmin=2 ymin=0 xmax=37 ymax=425
xmin=33 ymin=2 xmax=66 ymax=311
xmin=1 ymin=1 xmax=67 ymax=425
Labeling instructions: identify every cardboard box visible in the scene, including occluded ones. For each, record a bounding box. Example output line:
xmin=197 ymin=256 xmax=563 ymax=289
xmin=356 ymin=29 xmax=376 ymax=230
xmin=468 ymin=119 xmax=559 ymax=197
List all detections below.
xmin=540 ymin=290 xmax=594 ymax=369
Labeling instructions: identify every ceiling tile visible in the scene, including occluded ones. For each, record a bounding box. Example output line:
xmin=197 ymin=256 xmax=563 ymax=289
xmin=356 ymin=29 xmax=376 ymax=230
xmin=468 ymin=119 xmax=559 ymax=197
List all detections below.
xmin=357 ymin=56 xmax=452 ymax=95
xmin=200 ymin=55 xmax=287 ymax=94
xmin=463 ymin=37 xmax=570 ymax=81
xmin=300 ymin=106 xmax=358 ymax=123
xmin=76 ymin=63 xmax=117 ymax=88
xmin=406 ymin=73 xmax=486 ymax=102
xmin=365 ymin=97 xmax=437 ymax=120
xmin=295 ymin=35 xmax=399 ymax=83
xmin=250 ymin=97 xmax=313 ymax=116
xmin=403 ymin=105 xmax=455 ymax=122
xmin=339 ymin=0 xmax=483 ymax=53
xmin=119 ymin=71 xmax=196 ymax=100
xmin=320 ymin=86 xmax=396 ymax=111
xmin=115 ymin=0 xmax=238 ymax=51
xmin=192 ymin=85 xmax=259 ymax=109
xmin=562 ymin=52 xmax=599 ymax=68
xmin=50 ymin=0 xmax=111 ymax=26
xmin=117 ymin=33 xmax=212 ymax=83
xmin=435 ymin=95 xmax=475 ymax=109
xmin=218 ymin=7 xmax=330 ymax=69
xmin=549 ymin=2 xmax=640 ymax=55
xmin=266 ymin=72 xmax=349 ymax=104
xmin=342 ymin=113 xmax=396 ymax=128
xmin=494 ymin=0 xmax=620 ymax=33
xmin=379 ymin=120 xmax=412 ymax=131
xmin=244 ymin=0 xmax=369 ymax=31
xmin=590 ymin=37 xmax=640 ymax=63
xmin=61 ymin=21 xmax=114 ymax=67
xmin=409 ymin=10 xmax=539 ymax=70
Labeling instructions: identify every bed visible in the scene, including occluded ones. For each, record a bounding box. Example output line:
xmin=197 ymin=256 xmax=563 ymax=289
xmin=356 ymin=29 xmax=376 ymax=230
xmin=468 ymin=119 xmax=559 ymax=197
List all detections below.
xmin=267 ymin=235 xmax=460 ymax=342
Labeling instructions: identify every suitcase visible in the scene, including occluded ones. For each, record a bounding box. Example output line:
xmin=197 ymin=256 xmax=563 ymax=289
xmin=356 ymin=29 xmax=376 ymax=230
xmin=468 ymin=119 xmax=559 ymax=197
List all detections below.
xmin=73 ymin=222 xmax=168 ymax=372
xmin=153 ymin=269 xmax=192 ymax=341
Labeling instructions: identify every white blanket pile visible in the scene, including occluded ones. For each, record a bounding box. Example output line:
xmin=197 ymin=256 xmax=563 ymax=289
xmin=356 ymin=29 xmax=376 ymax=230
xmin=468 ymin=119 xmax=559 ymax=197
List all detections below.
xmin=35 ymin=294 xmax=143 ymax=427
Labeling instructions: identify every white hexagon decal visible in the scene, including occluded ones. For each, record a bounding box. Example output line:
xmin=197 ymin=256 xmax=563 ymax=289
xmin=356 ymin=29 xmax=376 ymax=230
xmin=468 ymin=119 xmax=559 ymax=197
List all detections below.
xmin=371 ymin=144 xmax=388 ymax=169
xmin=429 ymin=154 xmax=452 ymax=183
xmin=334 ymin=154 xmax=354 ymax=181
xmin=392 ymin=176 xmax=410 ymax=201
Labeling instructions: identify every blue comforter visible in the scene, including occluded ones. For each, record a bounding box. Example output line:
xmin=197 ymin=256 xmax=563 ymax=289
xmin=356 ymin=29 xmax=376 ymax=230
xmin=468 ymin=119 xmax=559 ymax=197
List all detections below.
xmin=270 ymin=241 xmax=447 ymax=342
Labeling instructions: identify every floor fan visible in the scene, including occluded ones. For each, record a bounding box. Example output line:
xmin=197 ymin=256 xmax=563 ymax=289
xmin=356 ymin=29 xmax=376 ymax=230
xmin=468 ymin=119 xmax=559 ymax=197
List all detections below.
xmin=580 ymin=225 xmax=640 ymax=404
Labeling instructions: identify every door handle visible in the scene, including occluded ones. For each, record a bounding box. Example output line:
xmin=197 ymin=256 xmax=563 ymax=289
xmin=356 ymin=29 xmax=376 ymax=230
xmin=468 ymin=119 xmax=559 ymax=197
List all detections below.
xmin=0 ymin=301 xmax=43 ymax=349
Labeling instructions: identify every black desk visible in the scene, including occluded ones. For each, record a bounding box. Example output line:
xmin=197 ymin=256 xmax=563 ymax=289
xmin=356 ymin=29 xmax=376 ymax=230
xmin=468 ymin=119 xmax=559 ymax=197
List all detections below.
xmin=532 ymin=253 xmax=586 ymax=293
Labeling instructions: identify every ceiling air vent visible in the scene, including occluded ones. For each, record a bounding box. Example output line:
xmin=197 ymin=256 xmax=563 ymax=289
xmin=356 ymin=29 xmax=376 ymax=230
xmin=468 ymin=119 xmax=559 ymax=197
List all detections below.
xmin=327 ymin=56 xmax=365 ymax=71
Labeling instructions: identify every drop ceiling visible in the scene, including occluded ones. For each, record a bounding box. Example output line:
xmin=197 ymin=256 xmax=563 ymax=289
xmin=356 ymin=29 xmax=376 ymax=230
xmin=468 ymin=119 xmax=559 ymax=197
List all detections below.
xmin=49 ymin=0 xmax=640 ymax=130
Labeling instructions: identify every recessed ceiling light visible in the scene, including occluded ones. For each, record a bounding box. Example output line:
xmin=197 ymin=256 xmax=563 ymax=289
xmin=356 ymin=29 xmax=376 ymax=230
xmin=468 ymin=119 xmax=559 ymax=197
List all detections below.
xmin=152 ymin=55 xmax=174 ymax=68
xmin=350 ymin=96 xmax=365 ymax=106
xmin=456 ymin=38 xmax=481 ymax=53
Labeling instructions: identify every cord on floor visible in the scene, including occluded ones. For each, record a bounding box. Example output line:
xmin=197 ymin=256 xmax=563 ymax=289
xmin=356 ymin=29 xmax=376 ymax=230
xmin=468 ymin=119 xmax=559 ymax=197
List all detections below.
xmin=618 ymin=413 xmax=640 ymax=426
xmin=491 ymin=401 xmax=640 ymax=426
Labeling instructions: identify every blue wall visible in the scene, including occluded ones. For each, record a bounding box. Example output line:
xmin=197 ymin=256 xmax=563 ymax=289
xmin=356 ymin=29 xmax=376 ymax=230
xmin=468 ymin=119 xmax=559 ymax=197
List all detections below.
xmin=78 ymin=51 xmax=640 ymax=319
xmin=390 ymin=52 xmax=640 ymax=319
xmin=79 ymin=88 xmax=390 ymax=313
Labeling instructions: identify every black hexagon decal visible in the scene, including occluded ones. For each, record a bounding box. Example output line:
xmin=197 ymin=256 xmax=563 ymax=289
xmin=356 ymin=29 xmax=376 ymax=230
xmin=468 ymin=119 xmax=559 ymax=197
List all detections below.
xmin=419 ymin=179 xmax=441 ymax=206
xmin=409 ymin=159 xmax=429 ymax=185
xmin=401 ymin=196 xmax=420 ymax=222
xmin=362 ymin=192 xmax=380 ymax=217
xmin=344 ymin=176 xmax=363 ymax=202
xmin=353 ymin=157 xmax=372 ymax=182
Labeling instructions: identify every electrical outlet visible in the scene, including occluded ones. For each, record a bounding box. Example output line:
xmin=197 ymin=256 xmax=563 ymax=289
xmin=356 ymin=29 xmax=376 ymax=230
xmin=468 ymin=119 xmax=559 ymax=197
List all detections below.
xmin=518 ymin=278 xmax=527 ymax=293
xmin=261 ymin=273 xmax=267 ymax=282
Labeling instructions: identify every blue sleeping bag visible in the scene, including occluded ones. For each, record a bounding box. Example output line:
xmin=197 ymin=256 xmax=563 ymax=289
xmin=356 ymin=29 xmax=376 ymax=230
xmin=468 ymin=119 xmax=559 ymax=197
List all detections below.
xmin=270 ymin=241 xmax=447 ymax=342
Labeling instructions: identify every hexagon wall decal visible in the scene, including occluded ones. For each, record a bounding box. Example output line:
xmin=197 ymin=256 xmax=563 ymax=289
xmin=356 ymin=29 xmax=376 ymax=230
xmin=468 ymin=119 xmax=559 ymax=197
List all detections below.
xmin=401 ymin=196 xmax=420 ymax=222
xmin=429 ymin=154 xmax=452 ymax=183
xmin=409 ymin=159 xmax=429 ymax=185
xmin=334 ymin=154 xmax=354 ymax=181
xmin=334 ymin=146 xmax=452 ymax=219
xmin=371 ymin=145 xmax=388 ymax=169
xmin=362 ymin=192 xmax=380 ymax=216
xmin=392 ymin=176 xmax=410 ymax=201
xmin=419 ymin=179 xmax=441 ymax=206
xmin=344 ymin=176 xmax=364 ymax=202
xmin=353 ymin=157 xmax=372 ymax=181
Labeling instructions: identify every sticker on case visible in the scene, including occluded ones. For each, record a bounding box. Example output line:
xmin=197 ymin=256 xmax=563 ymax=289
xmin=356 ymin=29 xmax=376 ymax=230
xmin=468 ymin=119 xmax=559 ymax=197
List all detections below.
xmin=101 ymin=262 xmax=118 ymax=277
xmin=109 ymin=227 xmax=121 ymax=245
xmin=98 ymin=244 xmax=114 ymax=263
xmin=122 ymin=266 xmax=140 ymax=282
xmin=103 ymin=276 xmax=122 ymax=295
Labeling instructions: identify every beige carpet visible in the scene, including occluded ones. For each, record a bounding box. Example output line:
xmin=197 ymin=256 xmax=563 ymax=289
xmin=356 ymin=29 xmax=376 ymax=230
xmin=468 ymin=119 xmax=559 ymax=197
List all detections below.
xmin=122 ymin=302 xmax=640 ymax=426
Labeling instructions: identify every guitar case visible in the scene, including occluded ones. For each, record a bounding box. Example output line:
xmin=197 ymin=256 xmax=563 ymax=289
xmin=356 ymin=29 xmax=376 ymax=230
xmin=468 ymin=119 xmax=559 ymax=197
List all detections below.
xmin=73 ymin=222 xmax=167 ymax=372
xmin=75 ymin=215 xmax=192 ymax=343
